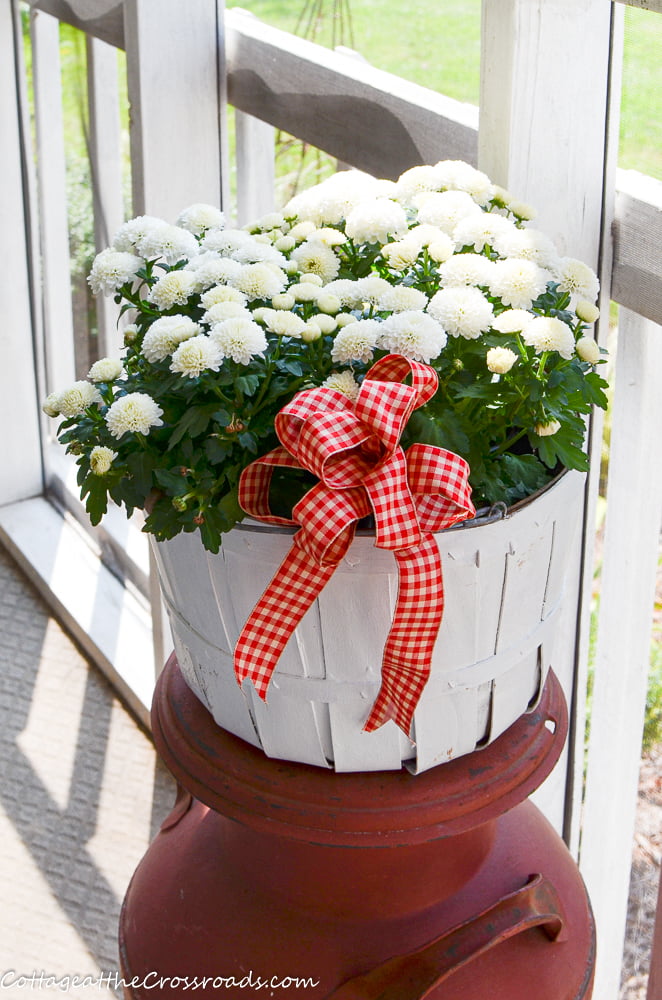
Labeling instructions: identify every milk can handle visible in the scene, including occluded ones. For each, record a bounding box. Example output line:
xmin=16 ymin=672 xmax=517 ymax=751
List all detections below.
xmin=327 ymin=873 xmax=565 ymax=1000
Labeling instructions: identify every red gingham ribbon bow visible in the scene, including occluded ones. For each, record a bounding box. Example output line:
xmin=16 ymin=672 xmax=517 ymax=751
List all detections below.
xmin=234 ymin=354 xmax=475 ymax=737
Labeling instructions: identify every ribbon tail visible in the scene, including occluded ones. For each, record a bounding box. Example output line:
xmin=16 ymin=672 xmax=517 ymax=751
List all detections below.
xmin=234 ymin=537 xmax=337 ymax=699
xmin=363 ymin=533 xmax=444 ymax=737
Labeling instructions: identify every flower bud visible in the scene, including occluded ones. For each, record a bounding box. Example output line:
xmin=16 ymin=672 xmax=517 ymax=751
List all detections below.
xmin=301 ymin=322 xmax=322 ymax=343
xmin=486 ymin=347 xmax=517 ymax=374
xmin=535 ymin=419 xmax=561 ymax=437
xmin=576 ymin=336 xmax=601 ymax=364
xmin=575 ymin=300 xmax=600 ymax=324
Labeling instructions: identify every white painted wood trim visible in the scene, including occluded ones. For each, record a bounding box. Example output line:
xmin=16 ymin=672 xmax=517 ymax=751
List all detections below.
xmin=28 ymin=0 xmax=125 ymax=49
xmin=565 ymin=3 xmax=625 ymax=856
xmin=224 ymin=6 xmax=479 ymax=178
xmin=234 ymin=110 xmax=275 ymax=226
xmin=613 ymin=0 xmax=662 ymax=12
xmin=86 ymin=33 xmax=125 ymax=356
xmin=0 ymin=0 xmax=43 ymax=505
xmin=123 ymin=0 xmax=226 ymax=219
xmin=612 ymin=168 xmax=662 ymax=326
xmin=479 ymin=0 xmax=617 ymax=845
xmin=0 ymin=497 xmax=155 ymax=729
xmin=31 ymin=7 xmax=76 ymax=392
xmin=580 ymin=309 xmax=662 ymax=1000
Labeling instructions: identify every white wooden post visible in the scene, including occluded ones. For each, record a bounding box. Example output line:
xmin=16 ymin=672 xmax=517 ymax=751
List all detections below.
xmin=478 ymin=0 xmax=618 ymax=837
xmin=87 ymin=34 xmax=125 ymax=356
xmin=580 ymin=309 xmax=662 ymax=1000
xmin=234 ymin=110 xmax=275 ymax=226
xmin=0 ymin=0 xmax=43 ymax=505
xmin=123 ymin=0 xmax=230 ymax=674
xmin=30 ymin=7 xmax=76 ymax=392
xmin=123 ymin=0 xmax=228 ymax=219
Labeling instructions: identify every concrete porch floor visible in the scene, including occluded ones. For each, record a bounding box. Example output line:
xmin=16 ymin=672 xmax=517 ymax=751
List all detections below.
xmin=0 ymin=543 xmax=175 ymax=998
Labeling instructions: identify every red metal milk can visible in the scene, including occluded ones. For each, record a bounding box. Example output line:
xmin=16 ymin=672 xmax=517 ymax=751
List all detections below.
xmin=119 ymin=657 xmax=594 ymax=998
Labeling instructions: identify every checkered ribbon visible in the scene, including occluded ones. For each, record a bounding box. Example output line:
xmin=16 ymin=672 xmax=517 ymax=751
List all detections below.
xmin=233 ymin=354 xmax=475 ymax=737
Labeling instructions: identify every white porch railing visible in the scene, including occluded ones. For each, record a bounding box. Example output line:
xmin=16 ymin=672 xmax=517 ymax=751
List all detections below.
xmin=1 ymin=2 xmax=661 ymax=997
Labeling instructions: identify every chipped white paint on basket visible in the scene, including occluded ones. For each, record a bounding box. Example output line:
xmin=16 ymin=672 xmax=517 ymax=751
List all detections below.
xmin=152 ymin=469 xmax=585 ymax=773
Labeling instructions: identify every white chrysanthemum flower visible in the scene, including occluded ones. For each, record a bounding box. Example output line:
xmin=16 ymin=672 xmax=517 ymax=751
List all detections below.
xmin=142 ymin=315 xmax=201 ymax=362
xmin=42 ymin=392 xmax=62 ymax=417
xmin=377 ymin=285 xmax=428 ymax=313
xmin=288 ymin=282 xmax=320 ymax=303
xmin=522 ymin=316 xmax=575 ymax=359
xmin=427 ymin=238 xmax=457 ymax=264
xmin=492 ymin=309 xmax=534 ymax=334
xmin=576 ymin=336 xmax=601 ymax=364
xmin=322 ymin=279 xmax=363 ymax=308
xmin=557 ymin=257 xmax=600 ymax=301
xmin=575 ymin=300 xmax=600 ymax=324
xmin=183 ymin=253 xmax=242 ymax=292
xmin=438 ymin=253 xmax=496 ymax=287
xmin=414 ymin=190 xmax=482 ymax=235
xmin=299 ymin=272 xmax=324 ymax=286
xmin=492 ymin=227 xmax=560 ymax=271
xmin=138 ymin=222 xmax=198 ymax=264
xmin=407 ymin=224 xmax=453 ymax=250
xmin=58 ymin=381 xmax=103 ymax=417
xmin=394 ymin=164 xmax=446 ymax=202
xmin=288 ymin=220 xmax=318 ymax=242
xmin=291 ymin=240 xmax=341 ymax=283
xmin=331 ymin=319 xmax=381 ymax=364
xmin=345 ymin=198 xmax=409 ymax=245
xmin=170 ymin=335 xmax=223 ymax=378
xmin=105 ymin=392 xmax=163 ymax=438
xmin=88 ymin=357 xmax=124 ymax=383
xmin=507 ymin=199 xmax=537 ymax=221
xmin=381 ymin=240 xmax=420 ymax=271
xmin=90 ymin=445 xmax=118 ymax=475
xmin=112 ymin=215 xmax=164 ymax=252
xmin=486 ymin=347 xmax=518 ymax=374
xmin=434 ymin=160 xmax=495 ymax=205
xmin=210 ymin=318 xmax=268 ymax=364
xmin=148 ymin=270 xmax=198 ymax=310
xmin=202 ymin=301 xmax=249 ymax=325
xmin=260 ymin=309 xmax=307 ymax=339
xmin=271 ymin=292 xmax=296 ymax=310
xmin=377 ymin=311 xmax=447 ymax=363
xmin=274 ymin=235 xmax=296 ymax=253
xmin=489 ymin=258 xmax=548 ymax=309
xmin=200 ymin=284 xmax=248 ymax=310
xmin=427 ymin=286 xmax=494 ymax=340
xmin=313 ymin=313 xmax=337 ymax=334
xmin=454 ymin=213 xmax=516 ymax=253
xmin=199 ymin=228 xmax=254 ymax=256
xmin=250 ymin=211 xmax=286 ymax=232
xmin=230 ymin=263 xmax=287 ymax=301
xmin=177 ymin=203 xmax=225 ymax=235
xmin=301 ymin=321 xmax=322 ymax=343
xmin=323 ymin=370 xmax=360 ymax=401
xmin=336 ymin=313 xmax=359 ymax=327
xmin=355 ymin=275 xmax=393 ymax=306
xmin=309 ymin=227 xmax=347 ymax=247
xmin=316 ymin=292 xmax=342 ymax=315
xmin=88 ymin=249 xmax=143 ymax=295
xmin=535 ymin=419 xmax=561 ymax=437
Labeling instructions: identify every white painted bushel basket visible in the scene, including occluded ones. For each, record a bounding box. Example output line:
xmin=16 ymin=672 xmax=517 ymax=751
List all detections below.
xmin=152 ymin=470 xmax=584 ymax=773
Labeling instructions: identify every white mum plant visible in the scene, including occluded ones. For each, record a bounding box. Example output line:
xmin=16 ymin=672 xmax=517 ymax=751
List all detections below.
xmin=44 ymin=161 xmax=607 ymax=552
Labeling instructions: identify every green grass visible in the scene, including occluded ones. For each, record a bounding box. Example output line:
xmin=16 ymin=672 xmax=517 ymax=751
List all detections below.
xmin=232 ymin=0 xmax=661 ymax=180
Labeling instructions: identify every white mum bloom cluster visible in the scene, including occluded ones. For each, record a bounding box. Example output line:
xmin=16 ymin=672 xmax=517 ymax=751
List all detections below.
xmin=45 ymin=160 xmax=608 ymax=554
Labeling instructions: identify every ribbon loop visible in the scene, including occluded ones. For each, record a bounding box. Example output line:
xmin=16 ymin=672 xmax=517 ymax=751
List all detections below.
xmin=234 ymin=354 xmax=475 ymax=738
